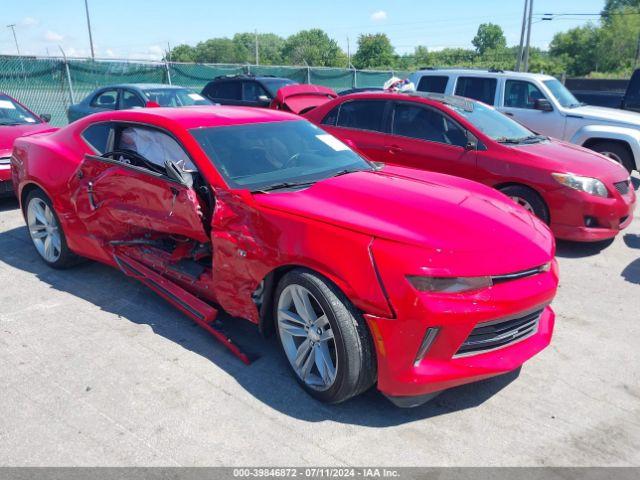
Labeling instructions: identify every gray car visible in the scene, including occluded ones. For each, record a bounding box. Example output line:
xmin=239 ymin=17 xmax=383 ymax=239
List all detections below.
xmin=66 ymin=83 xmax=212 ymax=123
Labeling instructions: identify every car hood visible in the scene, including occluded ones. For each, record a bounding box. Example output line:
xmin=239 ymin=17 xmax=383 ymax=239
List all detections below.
xmin=569 ymin=104 xmax=640 ymax=128
xmin=507 ymin=139 xmax=630 ymax=182
xmin=0 ymin=123 xmax=55 ymax=156
xmin=254 ymin=166 xmax=554 ymax=276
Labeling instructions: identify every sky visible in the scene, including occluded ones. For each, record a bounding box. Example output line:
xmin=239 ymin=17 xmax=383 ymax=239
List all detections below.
xmin=0 ymin=0 xmax=608 ymax=60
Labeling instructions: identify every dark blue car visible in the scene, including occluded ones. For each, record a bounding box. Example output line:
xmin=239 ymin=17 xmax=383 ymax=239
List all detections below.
xmin=67 ymin=83 xmax=212 ymax=123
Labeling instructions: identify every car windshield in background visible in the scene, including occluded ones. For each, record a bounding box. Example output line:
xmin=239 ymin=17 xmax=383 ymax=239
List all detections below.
xmin=543 ymin=79 xmax=583 ymax=108
xmin=261 ymin=79 xmax=297 ymax=97
xmin=143 ymin=89 xmax=211 ymax=107
xmin=448 ymin=101 xmax=541 ymax=144
xmin=191 ymin=120 xmax=372 ymax=191
xmin=0 ymin=95 xmax=41 ymax=125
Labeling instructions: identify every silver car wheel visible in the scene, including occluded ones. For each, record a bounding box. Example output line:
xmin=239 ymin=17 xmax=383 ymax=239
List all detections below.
xmin=277 ymin=284 xmax=337 ymax=391
xmin=599 ymin=151 xmax=623 ymax=164
xmin=510 ymin=195 xmax=535 ymax=214
xmin=27 ymin=198 xmax=62 ymax=263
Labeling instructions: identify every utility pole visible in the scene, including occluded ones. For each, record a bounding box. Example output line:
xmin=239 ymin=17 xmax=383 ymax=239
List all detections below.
xmin=634 ymin=32 xmax=640 ymax=69
xmin=84 ymin=0 xmax=95 ymax=60
xmin=516 ymin=0 xmax=528 ymax=71
xmin=255 ymin=29 xmax=259 ymax=66
xmin=347 ymin=36 xmax=351 ymax=68
xmin=7 ymin=24 xmax=20 ymax=55
xmin=523 ymin=0 xmax=534 ymax=72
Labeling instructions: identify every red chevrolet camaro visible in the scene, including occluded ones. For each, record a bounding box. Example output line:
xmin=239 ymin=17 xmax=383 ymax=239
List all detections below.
xmin=0 ymin=92 xmax=55 ymax=197
xmin=304 ymin=92 xmax=636 ymax=242
xmin=12 ymin=106 xmax=558 ymax=407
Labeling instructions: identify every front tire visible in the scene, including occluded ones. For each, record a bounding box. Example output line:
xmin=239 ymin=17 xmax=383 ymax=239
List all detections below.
xmin=499 ymin=185 xmax=550 ymax=224
xmin=589 ymin=141 xmax=635 ymax=173
xmin=274 ymin=269 xmax=376 ymax=404
xmin=26 ymin=190 xmax=78 ymax=269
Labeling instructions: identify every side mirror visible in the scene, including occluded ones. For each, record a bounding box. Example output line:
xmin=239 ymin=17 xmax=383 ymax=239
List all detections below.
xmin=257 ymin=94 xmax=271 ymax=106
xmin=534 ymin=98 xmax=553 ymax=112
xmin=164 ymin=160 xmax=193 ymax=188
xmin=465 ymin=132 xmax=478 ymax=150
xmin=40 ymin=113 xmax=51 ymax=123
xmin=145 ymin=101 xmax=161 ymax=108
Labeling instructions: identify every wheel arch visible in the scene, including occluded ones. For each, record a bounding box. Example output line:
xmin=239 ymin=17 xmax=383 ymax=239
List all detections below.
xmin=582 ymin=137 xmax=636 ymax=169
xmin=19 ymin=182 xmax=49 ymax=217
xmin=571 ymin=125 xmax=640 ymax=170
xmin=494 ymin=181 xmax=551 ymax=222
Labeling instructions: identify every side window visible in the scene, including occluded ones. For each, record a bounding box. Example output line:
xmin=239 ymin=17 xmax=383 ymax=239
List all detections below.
xmin=208 ymin=81 xmax=242 ymax=100
xmin=90 ymin=90 xmax=118 ymax=109
xmin=322 ymin=105 xmax=340 ymax=126
xmin=82 ymin=123 xmax=114 ymax=154
xmin=121 ymin=90 xmax=145 ymax=109
xmin=455 ymin=77 xmax=497 ymax=105
xmin=504 ymin=80 xmax=545 ymax=109
xmin=243 ymin=81 xmax=269 ymax=102
xmin=336 ymin=100 xmax=387 ymax=132
xmin=417 ymin=76 xmax=449 ymax=94
xmin=392 ymin=103 xmax=467 ymax=148
xmin=115 ymin=125 xmax=197 ymax=173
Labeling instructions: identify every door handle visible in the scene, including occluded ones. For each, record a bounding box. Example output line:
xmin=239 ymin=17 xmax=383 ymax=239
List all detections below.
xmin=386 ymin=145 xmax=403 ymax=154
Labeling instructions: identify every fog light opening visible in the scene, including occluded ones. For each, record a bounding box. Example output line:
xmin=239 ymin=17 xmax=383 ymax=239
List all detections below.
xmin=584 ymin=216 xmax=600 ymax=228
xmin=414 ymin=327 xmax=440 ymax=366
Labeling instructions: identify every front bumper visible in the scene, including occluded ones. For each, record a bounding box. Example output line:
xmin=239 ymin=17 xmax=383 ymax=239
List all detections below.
xmin=547 ymin=184 xmax=636 ymax=242
xmin=364 ymin=261 xmax=559 ymax=405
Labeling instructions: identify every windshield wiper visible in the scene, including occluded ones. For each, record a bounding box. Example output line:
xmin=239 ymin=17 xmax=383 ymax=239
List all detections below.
xmin=0 ymin=121 xmax=23 ymax=126
xmin=251 ymin=180 xmax=317 ymax=194
xmin=495 ymin=137 xmax=523 ymax=144
xmin=330 ymin=168 xmax=366 ymax=178
xmin=496 ymin=134 xmax=545 ymax=144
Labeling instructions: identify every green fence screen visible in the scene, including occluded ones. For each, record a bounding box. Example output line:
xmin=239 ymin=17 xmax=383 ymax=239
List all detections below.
xmin=0 ymin=56 xmax=402 ymax=126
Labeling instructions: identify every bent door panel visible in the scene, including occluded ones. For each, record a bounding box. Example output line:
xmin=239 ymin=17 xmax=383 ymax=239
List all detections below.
xmin=70 ymin=155 xmax=209 ymax=244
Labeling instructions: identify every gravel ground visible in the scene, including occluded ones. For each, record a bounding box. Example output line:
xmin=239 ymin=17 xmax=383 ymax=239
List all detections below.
xmin=0 ymin=178 xmax=639 ymax=467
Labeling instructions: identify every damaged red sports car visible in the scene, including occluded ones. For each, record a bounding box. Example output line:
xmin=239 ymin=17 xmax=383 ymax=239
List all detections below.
xmin=12 ymin=106 xmax=558 ymax=407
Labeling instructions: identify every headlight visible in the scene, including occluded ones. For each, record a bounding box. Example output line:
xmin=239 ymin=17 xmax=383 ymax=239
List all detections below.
xmin=406 ymin=275 xmax=492 ymax=293
xmin=552 ymin=173 xmax=608 ymax=197
xmin=0 ymin=157 xmax=10 ymax=166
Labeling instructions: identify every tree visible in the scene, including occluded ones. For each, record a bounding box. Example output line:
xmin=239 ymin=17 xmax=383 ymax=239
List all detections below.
xmin=596 ymin=6 xmax=640 ymax=73
xmin=192 ymin=38 xmax=242 ymax=63
xmin=352 ymin=33 xmax=395 ymax=69
xmin=549 ymin=25 xmax=600 ymax=76
xmin=602 ymin=0 xmax=640 ymax=19
xmin=281 ymin=29 xmax=346 ymax=66
xmin=169 ymin=44 xmax=196 ymax=62
xmin=472 ymin=23 xmax=507 ymax=55
xmin=412 ymin=46 xmax=430 ymax=67
xmin=232 ymin=32 xmax=285 ymax=65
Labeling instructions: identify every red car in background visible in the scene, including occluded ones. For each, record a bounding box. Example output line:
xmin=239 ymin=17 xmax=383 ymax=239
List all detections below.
xmin=12 ymin=106 xmax=558 ymax=407
xmin=304 ymin=92 xmax=636 ymax=242
xmin=0 ymin=93 xmax=55 ymax=197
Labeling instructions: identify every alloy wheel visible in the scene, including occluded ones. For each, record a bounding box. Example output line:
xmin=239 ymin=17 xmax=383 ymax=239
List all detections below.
xmin=277 ymin=284 xmax=338 ymax=391
xmin=510 ymin=195 xmax=535 ymax=214
xmin=27 ymin=198 xmax=62 ymax=263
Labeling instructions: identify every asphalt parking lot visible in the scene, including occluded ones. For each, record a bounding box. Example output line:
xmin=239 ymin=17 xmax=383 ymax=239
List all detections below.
xmin=0 ymin=179 xmax=639 ymax=467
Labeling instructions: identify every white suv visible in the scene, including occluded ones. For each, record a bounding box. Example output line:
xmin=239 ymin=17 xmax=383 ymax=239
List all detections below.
xmin=407 ymin=68 xmax=640 ymax=172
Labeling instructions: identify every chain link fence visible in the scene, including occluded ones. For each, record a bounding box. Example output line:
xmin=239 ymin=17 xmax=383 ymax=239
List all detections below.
xmin=0 ymin=55 xmax=405 ymax=126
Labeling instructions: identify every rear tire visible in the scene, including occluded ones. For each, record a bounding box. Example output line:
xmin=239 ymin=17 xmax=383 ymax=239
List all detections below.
xmin=589 ymin=141 xmax=635 ymax=173
xmin=25 ymin=189 xmax=79 ymax=269
xmin=274 ymin=269 xmax=376 ymax=404
xmin=499 ymin=185 xmax=550 ymax=224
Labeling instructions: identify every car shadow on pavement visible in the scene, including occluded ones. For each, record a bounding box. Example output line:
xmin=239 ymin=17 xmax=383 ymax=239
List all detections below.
xmin=621 ymin=258 xmax=640 ymax=285
xmin=623 ymin=233 xmax=640 ymax=249
xmin=0 ymin=225 xmax=520 ymax=427
xmin=555 ymin=238 xmax=614 ymax=258
xmin=0 ymin=197 xmax=19 ymax=212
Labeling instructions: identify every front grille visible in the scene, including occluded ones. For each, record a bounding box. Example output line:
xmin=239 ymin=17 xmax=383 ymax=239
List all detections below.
xmin=455 ymin=309 xmax=543 ymax=357
xmin=614 ymin=180 xmax=630 ymax=195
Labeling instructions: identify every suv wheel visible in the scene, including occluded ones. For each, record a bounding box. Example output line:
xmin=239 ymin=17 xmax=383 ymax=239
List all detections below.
xmin=589 ymin=141 xmax=635 ymax=173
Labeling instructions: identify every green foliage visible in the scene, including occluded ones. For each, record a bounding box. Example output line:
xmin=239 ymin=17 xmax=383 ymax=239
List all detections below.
xmin=352 ymin=33 xmax=396 ymax=69
xmin=602 ymin=0 xmax=640 ymax=19
xmin=549 ymin=24 xmax=600 ymax=76
xmin=472 ymin=23 xmax=507 ymax=55
xmin=281 ymin=29 xmax=346 ymax=67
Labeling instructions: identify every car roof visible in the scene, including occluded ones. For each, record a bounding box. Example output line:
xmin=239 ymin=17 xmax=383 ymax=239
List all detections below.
xmin=80 ymin=105 xmax=300 ymax=129
xmin=336 ymin=90 xmax=478 ymax=110
xmin=210 ymin=75 xmax=292 ymax=82
xmin=101 ymin=83 xmax=190 ymax=90
xmin=412 ymin=68 xmax=556 ymax=82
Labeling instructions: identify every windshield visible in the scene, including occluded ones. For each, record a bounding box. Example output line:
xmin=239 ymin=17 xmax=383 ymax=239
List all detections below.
xmin=0 ymin=94 xmax=41 ymax=126
xmin=543 ymin=79 xmax=582 ymax=108
xmin=448 ymin=101 xmax=536 ymax=142
xmin=143 ymin=88 xmax=211 ymax=107
xmin=261 ymin=79 xmax=297 ymax=97
xmin=190 ymin=120 xmax=372 ymax=191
